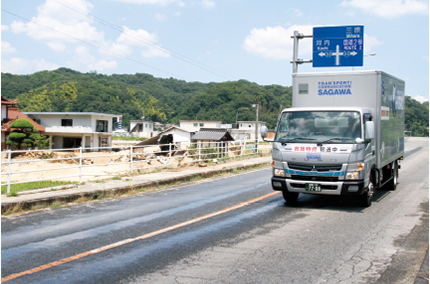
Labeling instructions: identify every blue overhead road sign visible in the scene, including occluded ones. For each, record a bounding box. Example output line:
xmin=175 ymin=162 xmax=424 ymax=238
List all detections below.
xmin=313 ymin=26 xmax=364 ymax=67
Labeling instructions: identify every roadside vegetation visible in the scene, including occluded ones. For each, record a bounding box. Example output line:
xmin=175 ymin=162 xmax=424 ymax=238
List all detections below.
xmin=1 ymin=180 xmax=77 ymax=196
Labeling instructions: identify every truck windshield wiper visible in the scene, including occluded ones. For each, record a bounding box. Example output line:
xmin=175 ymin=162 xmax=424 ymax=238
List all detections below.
xmin=317 ymin=138 xmax=345 ymax=146
xmin=277 ymin=137 xmax=317 ymax=144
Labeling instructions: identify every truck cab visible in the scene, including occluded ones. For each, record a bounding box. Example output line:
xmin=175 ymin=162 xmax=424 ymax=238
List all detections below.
xmin=266 ymin=106 xmax=376 ymax=206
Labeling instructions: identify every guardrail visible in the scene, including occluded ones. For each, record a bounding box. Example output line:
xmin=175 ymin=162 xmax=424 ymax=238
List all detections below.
xmin=1 ymin=140 xmax=272 ymax=194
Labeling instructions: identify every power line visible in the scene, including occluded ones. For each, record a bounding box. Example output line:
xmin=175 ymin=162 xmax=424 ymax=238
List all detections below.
xmin=52 ymin=0 xmax=239 ymax=81
xmin=1 ymin=8 xmax=187 ymax=80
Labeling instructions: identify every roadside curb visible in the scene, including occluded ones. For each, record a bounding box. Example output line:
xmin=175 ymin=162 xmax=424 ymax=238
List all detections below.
xmin=1 ymin=160 xmax=270 ymax=214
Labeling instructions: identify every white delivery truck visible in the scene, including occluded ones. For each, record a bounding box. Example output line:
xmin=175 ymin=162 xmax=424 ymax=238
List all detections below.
xmin=261 ymin=70 xmax=405 ymax=207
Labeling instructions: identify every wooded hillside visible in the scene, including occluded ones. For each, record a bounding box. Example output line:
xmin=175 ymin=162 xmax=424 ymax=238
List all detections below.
xmin=1 ymin=68 xmax=428 ymax=136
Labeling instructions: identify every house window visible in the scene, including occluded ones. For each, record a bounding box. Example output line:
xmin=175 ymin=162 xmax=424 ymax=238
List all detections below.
xmin=100 ymin=137 xmax=108 ymax=147
xmin=62 ymin=119 xmax=73 ymax=127
xmin=96 ymin=120 xmax=108 ymax=132
xmin=194 ymin=123 xmax=198 ymax=127
xmin=248 ymin=124 xmax=252 ymax=127
xmin=199 ymin=123 xmax=204 ymax=127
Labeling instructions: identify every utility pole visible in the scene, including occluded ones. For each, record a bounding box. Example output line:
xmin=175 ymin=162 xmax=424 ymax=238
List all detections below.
xmin=254 ymin=97 xmax=259 ymax=154
xmin=141 ymin=110 xmax=145 ymax=132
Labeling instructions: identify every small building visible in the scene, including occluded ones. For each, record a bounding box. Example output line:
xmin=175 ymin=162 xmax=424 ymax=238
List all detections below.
xmin=191 ymin=128 xmax=235 ymax=157
xmin=134 ymin=126 xmax=192 ymax=150
xmin=231 ymin=121 xmax=266 ymax=141
xmin=23 ymin=112 xmax=119 ymax=150
xmin=129 ymin=120 xmax=156 ymax=138
xmin=179 ymin=120 xmax=232 ymax=132
xmin=1 ymin=97 xmax=45 ymax=150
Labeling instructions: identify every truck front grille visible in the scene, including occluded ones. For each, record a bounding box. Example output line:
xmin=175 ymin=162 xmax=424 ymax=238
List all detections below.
xmin=288 ymin=163 xmax=342 ymax=172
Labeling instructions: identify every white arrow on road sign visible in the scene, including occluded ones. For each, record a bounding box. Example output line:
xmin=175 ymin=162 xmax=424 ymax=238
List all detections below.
xmin=350 ymin=51 xmax=358 ymax=56
xmin=332 ymin=45 xmax=344 ymax=66
xmin=318 ymin=52 xmax=326 ymax=57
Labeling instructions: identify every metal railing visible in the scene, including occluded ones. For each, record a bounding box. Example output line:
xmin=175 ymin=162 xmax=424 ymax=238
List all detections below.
xmin=1 ymin=140 xmax=271 ymax=194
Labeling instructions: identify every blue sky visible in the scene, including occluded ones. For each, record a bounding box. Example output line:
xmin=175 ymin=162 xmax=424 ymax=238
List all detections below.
xmin=1 ymin=0 xmax=429 ymax=103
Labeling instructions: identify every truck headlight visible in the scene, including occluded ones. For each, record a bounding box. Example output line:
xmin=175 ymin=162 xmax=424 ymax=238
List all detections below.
xmin=273 ymin=168 xmax=286 ymax=177
xmin=345 ymin=163 xmax=364 ymax=180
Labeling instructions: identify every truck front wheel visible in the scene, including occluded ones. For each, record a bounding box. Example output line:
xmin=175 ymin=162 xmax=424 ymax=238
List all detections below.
xmin=360 ymin=171 xmax=375 ymax=207
xmin=282 ymin=190 xmax=299 ymax=205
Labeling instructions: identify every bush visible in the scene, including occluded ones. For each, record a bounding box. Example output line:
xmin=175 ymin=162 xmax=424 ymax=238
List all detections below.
xmin=6 ymin=119 xmax=49 ymax=149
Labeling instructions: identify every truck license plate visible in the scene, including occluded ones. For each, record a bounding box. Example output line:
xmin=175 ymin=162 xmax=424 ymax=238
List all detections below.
xmin=305 ymin=183 xmax=322 ymax=192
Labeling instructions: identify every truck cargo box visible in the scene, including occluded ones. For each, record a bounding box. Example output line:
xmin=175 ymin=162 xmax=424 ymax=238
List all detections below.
xmin=292 ymin=70 xmax=405 ymax=168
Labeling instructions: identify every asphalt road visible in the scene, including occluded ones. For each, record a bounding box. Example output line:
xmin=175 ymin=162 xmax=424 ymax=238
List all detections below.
xmin=1 ymin=138 xmax=428 ymax=284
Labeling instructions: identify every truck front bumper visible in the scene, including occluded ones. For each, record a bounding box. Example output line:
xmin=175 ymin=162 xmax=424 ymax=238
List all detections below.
xmin=271 ymin=177 xmax=366 ymax=196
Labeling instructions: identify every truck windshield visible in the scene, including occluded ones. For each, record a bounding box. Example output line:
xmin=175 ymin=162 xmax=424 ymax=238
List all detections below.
xmin=274 ymin=111 xmax=361 ymax=144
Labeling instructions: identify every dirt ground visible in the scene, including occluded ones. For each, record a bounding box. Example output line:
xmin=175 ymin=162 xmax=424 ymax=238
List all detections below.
xmin=1 ymin=143 xmax=271 ymax=184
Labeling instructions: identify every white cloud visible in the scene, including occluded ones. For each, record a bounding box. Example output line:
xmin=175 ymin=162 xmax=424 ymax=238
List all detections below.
xmin=74 ymin=45 xmax=95 ymax=64
xmin=2 ymin=41 xmax=16 ymax=54
xmin=1 ymin=25 xmax=9 ymax=31
xmin=342 ymin=0 xmax=429 ymax=18
xmin=1 ymin=57 xmax=59 ymax=74
xmin=6 ymin=0 xmax=171 ymax=74
xmin=73 ymin=45 xmax=117 ymax=71
xmin=10 ymin=0 xmax=105 ymax=47
xmin=141 ymin=46 xmax=170 ymax=58
xmin=115 ymin=26 xmax=170 ymax=58
xmin=413 ymin=95 xmax=429 ymax=103
xmin=201 ymin=0 xmax=215 ymax=9
xmin=364 ymin=34 xmax=383 ymax=53
xmin=244 ymin=25 xmax=383 ymax=60
xmin=243 ymin=25 xmax=313 ymax=59
xmin=111 ymin=0 xmax=185 ymax=6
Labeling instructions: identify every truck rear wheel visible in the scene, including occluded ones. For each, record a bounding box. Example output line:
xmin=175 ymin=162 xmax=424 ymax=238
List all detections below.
xmin=282 ymin=190 xmax=299 ymax=205
xmin=386 ymin=161 xmax=398 ymax=191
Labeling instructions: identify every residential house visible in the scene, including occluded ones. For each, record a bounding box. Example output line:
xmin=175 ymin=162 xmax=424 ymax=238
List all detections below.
xmin=23 ymin=112 xmax=119 ymax=150
xmin=179 ymin=120 xmax=232 ymax=133
xmin=230 ymin=121 xmax=266 ymax=141
xmin=129 ymin=120 xmax=156 ymax=138
xmin=1 ymin=97 xmax=45 ymax=150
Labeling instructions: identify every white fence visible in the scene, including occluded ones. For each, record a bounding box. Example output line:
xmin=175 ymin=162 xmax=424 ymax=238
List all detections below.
xmin=1 ymin=140 xmax=272 ymax=194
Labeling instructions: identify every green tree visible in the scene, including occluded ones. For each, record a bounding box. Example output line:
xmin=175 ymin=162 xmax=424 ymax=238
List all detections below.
xmin=6 ymin=119 xmax=49 ymax=149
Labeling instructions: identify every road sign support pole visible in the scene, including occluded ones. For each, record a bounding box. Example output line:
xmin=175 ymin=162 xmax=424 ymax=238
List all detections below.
xmin=291 ymin=31 xmax=313 ymax=74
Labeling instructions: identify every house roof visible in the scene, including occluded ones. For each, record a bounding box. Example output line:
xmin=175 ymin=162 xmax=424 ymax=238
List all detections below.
xmin=23 ymin=112 xmax=120 ymax=117
xmin=179 ymin=120 xmax=222 ymax=123
xmin=1 ymin=96 xmax=18 ymax=105
xmin=191 ymin=128 xmax=235 ymax=142
xmin=134 ymin=126 xmax=191 ymax=146
xmin=2 ymin=106 xmax=45 ymax=132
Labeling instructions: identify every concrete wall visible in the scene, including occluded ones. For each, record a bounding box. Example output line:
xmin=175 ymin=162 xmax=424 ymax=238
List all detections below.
xmin=179 ymin=121 xmax=222 ymax=132
xmin=26 ymin=113 xmax=114 ymax=133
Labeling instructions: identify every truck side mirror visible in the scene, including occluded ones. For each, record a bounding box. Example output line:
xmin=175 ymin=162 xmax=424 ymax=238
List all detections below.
xmin=260 ymin=125 xmax=268 ymax=139
xmin=365 ymin=121 xmax=375 ymax=140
